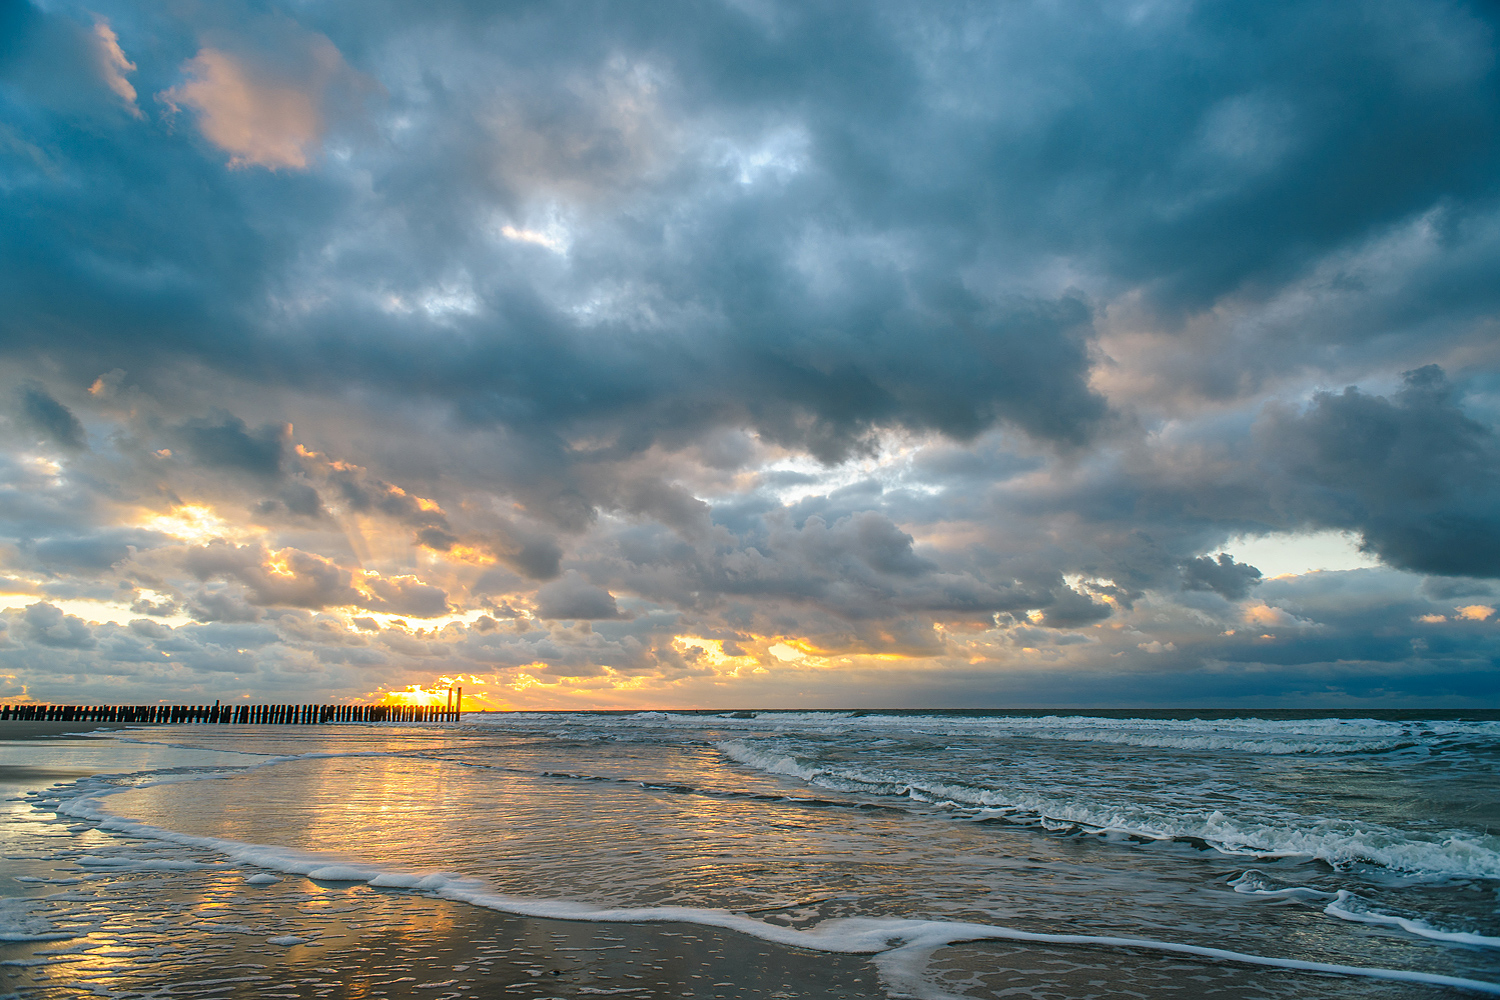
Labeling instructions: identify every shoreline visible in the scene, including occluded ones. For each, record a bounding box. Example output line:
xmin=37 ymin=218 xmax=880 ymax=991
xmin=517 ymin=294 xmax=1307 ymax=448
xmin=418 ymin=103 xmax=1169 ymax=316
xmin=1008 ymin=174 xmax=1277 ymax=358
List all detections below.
xmin=1 ymin=860 xmax=884 ymax=999
xmin=1 ymin=864 xmax=1460 ymax=1000
xmin=5 ymin=869 xmax=1464 ymax=995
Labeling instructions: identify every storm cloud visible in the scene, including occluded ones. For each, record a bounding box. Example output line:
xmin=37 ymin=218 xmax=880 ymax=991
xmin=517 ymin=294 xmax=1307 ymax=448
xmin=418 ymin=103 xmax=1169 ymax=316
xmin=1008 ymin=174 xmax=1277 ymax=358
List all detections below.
xmin=1 ymin=0 xmax=1497 ymax=708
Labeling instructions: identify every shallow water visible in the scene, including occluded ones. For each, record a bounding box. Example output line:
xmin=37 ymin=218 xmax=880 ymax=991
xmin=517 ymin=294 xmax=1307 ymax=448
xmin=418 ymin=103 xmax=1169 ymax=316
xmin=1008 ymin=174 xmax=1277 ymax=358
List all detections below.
xmin=4 ymin=710 xmax=1499 ymax=997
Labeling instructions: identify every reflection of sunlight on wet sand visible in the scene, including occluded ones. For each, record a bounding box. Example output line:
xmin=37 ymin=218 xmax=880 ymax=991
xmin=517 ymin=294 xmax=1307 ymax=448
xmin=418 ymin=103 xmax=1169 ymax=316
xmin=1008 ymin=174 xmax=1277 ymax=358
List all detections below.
xmin=26 ymin=863 xmax=474 ymax=994
xmin=112 ymin=757 xmax=476 ymax=867
xmin=100 ymin=747 xmax=933 ymax=916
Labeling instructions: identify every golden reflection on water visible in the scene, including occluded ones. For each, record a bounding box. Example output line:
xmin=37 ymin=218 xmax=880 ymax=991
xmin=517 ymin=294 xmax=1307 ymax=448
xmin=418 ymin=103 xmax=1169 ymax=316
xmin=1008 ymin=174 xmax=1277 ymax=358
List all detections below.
xmin=102 ymin=750 xmax=969 ymax=922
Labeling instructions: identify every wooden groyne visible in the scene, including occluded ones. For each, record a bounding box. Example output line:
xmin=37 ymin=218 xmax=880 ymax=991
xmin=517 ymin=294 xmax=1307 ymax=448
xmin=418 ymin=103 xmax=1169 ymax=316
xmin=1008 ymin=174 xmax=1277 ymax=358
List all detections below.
xmin=0 ymin=701 xmax=461 ymax=724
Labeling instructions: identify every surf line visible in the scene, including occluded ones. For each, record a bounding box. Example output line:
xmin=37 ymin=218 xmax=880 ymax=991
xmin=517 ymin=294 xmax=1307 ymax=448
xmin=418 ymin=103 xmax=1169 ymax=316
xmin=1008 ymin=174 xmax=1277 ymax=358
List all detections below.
xmin=48 ymin=777 xmax=1500 ymax=997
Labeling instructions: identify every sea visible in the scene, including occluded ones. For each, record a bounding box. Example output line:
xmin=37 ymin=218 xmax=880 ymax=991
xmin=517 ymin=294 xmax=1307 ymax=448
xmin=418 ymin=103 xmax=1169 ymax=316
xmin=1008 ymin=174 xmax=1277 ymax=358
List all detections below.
xmin=2 ymin=709 xmax=1499 ymax=998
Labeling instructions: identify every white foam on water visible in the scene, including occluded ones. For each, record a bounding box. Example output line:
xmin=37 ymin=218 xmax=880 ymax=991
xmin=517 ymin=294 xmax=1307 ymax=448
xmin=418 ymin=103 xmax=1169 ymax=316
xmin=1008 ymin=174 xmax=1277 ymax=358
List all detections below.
xmin=468 ymin=710 xmax=1500 ymax=756
xmin=1325 ymin=892 xmax=1500 ymax=949
xmin=188 ymin=921 xmax=268 ymax=936
xmin=307 ymin=865 xmax=380 ymax=882
xmin=1227 ymin=870 xmax=1335 ymax=901
xmin=107 ymin=735 xmax=280 ymax=757
xmin=0 ymin=897 xmax=72 ymax=942
xmin=717 ymin=738 xmax=1500 ymax=879
xmin=73 ymin=854 xmax=215 ymax=871
xmin=35 ymin=764 xmax=1500 ymax=997
xmin=716 ymin=739 xmax=821 ymax=782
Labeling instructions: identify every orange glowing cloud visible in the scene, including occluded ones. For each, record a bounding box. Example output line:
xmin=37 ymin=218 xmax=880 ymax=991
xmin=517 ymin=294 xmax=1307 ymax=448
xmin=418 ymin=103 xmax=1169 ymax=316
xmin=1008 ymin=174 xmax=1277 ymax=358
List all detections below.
xmin=443 ymin=544 xmax=497 ymax=566
xmin=1243 ymin=604 xmax=1303 ymax=628
xmin=377 ymin=683 xmax=460 ymax=707
xmin=92 ymin=18 xmax=141 ymax=117
xmin=163 ymin=49 xmax=321 ymax=169
xmin=142 ymin=503 xmax=262 ymax=544
xmin=160 ymin=36 xmax=368 ymax=171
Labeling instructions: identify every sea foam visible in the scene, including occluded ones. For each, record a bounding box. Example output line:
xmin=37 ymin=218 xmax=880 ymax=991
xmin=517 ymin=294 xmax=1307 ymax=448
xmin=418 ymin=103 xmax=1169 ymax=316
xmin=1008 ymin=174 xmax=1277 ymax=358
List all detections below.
xmin=717 ymin=737 xmax=1500 ymax=879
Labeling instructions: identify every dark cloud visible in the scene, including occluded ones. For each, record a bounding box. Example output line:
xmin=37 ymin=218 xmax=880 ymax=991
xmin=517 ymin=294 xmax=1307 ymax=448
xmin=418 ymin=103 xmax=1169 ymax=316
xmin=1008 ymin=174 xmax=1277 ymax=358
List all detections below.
xmin=278 ymin=481 xmax=325 ymax=517
xmin=507 ymin=536 xmax=564 ymax=581
xmin=1035 ymin=587 xmax=1113 ymax=629
xmin=18 ymin=602 xmax=96 ymax=649
xmin=18 ymin=383 xmax=86 ymax=450
xmin=415 ymin=526 xmax=459 ymax=551
xmin=363 ymin=576 xmax=450 ymax=617
xmin=1257 ymin=366 xmax=1500 ymax=577
xmin=27 ymin=532 xmax=144 ymax=573
xmin=842 ymin=512 xmax=936 ymax=578
xmin=1181 ymin=554 xmax=1262 ymax=600
xmin=534 ymin=571 xmax=624 ymax=620
xmin=179 ymin=415 xmax=287 ymax=479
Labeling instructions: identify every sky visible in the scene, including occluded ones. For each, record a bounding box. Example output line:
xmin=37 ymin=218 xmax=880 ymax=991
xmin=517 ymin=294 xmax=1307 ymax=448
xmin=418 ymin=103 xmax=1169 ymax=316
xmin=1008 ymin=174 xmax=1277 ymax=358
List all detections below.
xmin=1 ymin=0 xmax=1498 ymax=710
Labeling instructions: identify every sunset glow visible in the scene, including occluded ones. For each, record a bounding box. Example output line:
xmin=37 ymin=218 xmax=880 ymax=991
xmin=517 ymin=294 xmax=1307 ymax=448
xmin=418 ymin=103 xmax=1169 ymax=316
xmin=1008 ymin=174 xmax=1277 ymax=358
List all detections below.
xmin=142 ymin=504 xmax=248 ymax=544
xmin=1 ymin=0 xmax=1496 ymax=711
xmin=378 ymin=684 xmax=458 ymax=707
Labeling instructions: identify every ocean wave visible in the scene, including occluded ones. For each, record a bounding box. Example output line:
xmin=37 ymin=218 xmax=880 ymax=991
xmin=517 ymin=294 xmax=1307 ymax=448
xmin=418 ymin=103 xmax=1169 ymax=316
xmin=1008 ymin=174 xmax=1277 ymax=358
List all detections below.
xmin=465 ymin=710 xmax=1500 ymax=756
xmin=717 ymin=739 xmax=1500 ymax=879
xmin=1044 ymin=730 xmax=1415 ymax=755
xmin=1325 ymin=891 xmax=1500 ymax=949
xmin=1228 ymin=869 xmax=1335 ymax=900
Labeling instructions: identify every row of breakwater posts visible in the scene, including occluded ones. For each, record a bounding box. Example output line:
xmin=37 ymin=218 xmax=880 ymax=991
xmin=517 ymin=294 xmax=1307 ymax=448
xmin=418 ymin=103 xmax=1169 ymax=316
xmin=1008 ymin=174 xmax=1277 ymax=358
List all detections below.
xmin=1 ymin=695 xmax=463 ymax=725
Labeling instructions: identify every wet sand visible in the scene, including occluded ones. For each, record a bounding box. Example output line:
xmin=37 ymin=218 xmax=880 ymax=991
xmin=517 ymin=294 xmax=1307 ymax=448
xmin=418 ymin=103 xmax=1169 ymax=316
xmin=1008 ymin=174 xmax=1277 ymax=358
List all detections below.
xmin=4 ymin=872 xmax=881 ymax=999
xmin=0 ymin=721 xmax=146 ymax=740
xmin=1 ymin=864 xmax=1459 ymax=999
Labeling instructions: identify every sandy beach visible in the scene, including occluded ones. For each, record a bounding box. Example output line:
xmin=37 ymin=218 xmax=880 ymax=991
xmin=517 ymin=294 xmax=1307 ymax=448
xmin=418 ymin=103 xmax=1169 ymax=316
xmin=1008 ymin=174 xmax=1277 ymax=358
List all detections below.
xmin=0 ymin=722 xmax=148 ymax=741
xmin=3 ymin=874 xmax=882 ymax=999
xmin=2 ymin=863 xmax=1444 ymax=1000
